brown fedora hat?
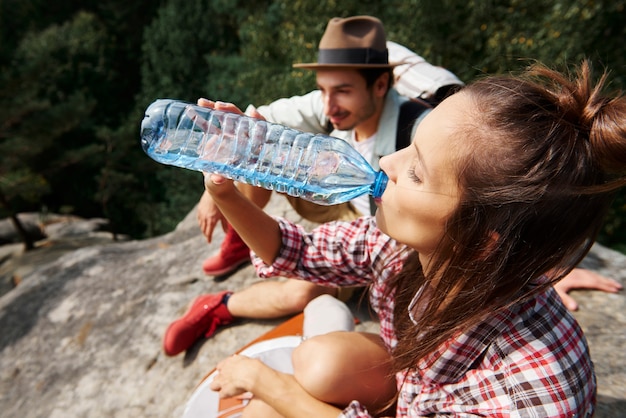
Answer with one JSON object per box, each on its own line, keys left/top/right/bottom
{"left": 293, "top": 16, "right": 400, "bottom": 69}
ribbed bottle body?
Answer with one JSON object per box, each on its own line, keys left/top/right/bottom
{"left": 141, "top": 99, "right": 387, "bottom": 205}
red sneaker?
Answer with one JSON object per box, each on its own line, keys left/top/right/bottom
{"left": 163, "top": 291, "right": 234, "bottom": 356}
{"left": 202, "top": 224, "right": 250, "bottom": 276}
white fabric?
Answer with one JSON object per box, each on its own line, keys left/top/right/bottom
{"left": 350, "top": 132, "right": 377, "bottom": 216}
{"left": 303, "top": 294, "right": 355, "bottom": 338}
{"left": 388, "top": 40, "right": 464, "bottom": 100}
{"left": 183, "top": 336, "right": 302, "bottom": 418}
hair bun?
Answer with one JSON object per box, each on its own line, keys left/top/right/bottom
{"left": 549, "top": 61, "right": 626, "bottom": 176}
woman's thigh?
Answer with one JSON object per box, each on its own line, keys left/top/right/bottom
{"left": 292, "top": 331, "right": 396, "bottom": 412}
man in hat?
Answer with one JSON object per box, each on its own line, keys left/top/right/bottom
{"left": 162, "top": 16, "right": 622, "bottom": 356}
{"left": 162, "top": 16, "right": 438, "bottom": 356}
{"left": 199, "top": 17, "right": 437, "bottom": 278}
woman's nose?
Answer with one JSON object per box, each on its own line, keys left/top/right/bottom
{"left": 380, "top": 144, "right": 412, "bottom": 182}
{"left": 378, "top": 153, "right": 396, "bottom": 182}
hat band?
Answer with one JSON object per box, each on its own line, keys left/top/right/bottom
{"left": 317, "top": 48, "right": 389, "bottom": 65}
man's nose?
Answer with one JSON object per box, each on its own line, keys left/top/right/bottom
{"left": 323, "top": 95, "right": 337, "bottom": 115}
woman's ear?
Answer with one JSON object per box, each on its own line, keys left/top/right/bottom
{"left": 480, "top": 231, "right": 501, "bottom": 260}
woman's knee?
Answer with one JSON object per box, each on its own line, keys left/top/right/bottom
{"left": 292, "top": 332, "right": 396, "bottom": 409}
{"left": 292, "top": 334, "right": 341, "bottom": 388}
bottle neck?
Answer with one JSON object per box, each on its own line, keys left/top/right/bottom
{"left": 370, "top": 171, "right": 388, "bottom": 198}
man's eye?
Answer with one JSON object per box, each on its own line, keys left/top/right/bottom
{"left": 408, "top": 167, "right": 422, "bottom": 183}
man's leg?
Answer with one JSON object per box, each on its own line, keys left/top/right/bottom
{"left": 202, "top": 184, "right": 272, "bottom": 276}
{"left": 227, "top": 279, "right": 336, "bottom": 318}
{"left": 163, "top": 280, "right": 336, "bottom": 356}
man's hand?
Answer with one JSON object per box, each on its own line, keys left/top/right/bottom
{"left": 555, "top": 268, "right": 623, "bottom": 311}
{"left": 197, "top": 190, "right": 227, "bottom": 243}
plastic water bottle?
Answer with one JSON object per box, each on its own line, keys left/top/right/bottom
{"left": 140, "top": 99, "right": 388, "bottom": 205}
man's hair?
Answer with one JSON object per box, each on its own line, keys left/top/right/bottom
{"left": 357, "top": 68, "right": 394, "bottom": 93}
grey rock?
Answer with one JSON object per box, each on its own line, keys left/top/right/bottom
{"left": 0, "top": 215, "right": 127, "bottom": 300}
{"left": 0, "top": 194, "right": 624, "bottom": 417}
{"left": 44, "top": 217, "right": 111, "bottom": 239}
{"left": 0, "top": 213, "right": 46, "bottom": 244}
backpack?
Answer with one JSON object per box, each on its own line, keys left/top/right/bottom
{"left": 395, "top": 98, "right": 431, "bottom": 150}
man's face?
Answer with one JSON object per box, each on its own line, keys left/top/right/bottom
{"left": 316, "top": 69, "right": 379, "bottom": 132}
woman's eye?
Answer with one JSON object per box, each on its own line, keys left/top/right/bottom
{"left": 408, "top": 167, "right": 422, "bottom": 183}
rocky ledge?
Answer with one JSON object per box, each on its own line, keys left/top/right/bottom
{"left": 0, "top": 195, "right": 624, "bottom": 417}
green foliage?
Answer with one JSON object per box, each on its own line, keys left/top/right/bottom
{"left": 598, "top": 191, "right": 626, "bottom": 253}
{"left": 2, "top": 0, "right": 626, "bottom": 251}
{"left": 0, "top": 1, "right": 160, "bottom": 240}
{"left": 135, "top": 0, "right": 251, "bottom": 235}
{"left": 139, "top": 0, "right": 243, "bottom": 104}
{"left": 0, "top": 11, "right": 105, "bottom": 217}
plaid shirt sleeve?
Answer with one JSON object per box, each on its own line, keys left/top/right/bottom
{"left": 252, "top": 216, "right": 400, "bottom": 288}
{"left": 255, "top": 218, "right": 596, "bottom": 417}
{"left": 339, "top": 400, "right": 375, "bottom": 418}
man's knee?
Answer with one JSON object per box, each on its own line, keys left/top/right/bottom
{"left": 285, "top": 196, "right": 361, "bottom": 223}
{"left": 277, "top": 281, "right": 335, "bottom": 312}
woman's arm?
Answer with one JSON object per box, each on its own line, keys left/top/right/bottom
{"left": 210, "top": 354, "right": 343, "bottom": 418}
{"left": 204, "top": 172, "right": 281, "bottom": 265}
{"left": 199, "top": 99, "right": 283, "bottom": 265}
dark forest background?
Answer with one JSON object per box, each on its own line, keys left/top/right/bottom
{"left": 1, "top": 0, "right": 626, "bottom": 252}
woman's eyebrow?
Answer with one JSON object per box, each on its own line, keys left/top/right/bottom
{"left": 413, "top": 141, "right": 428, "bottom": 177}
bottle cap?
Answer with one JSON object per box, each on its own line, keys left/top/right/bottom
{"left": 371, "top": 171, "right": 388, "bottom": 198}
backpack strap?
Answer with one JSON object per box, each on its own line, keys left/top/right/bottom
{"left": 324, "top": 119, "right": 334, "bottom": 134}
{"left": 396, "top": 98, "right": 432, "bottom": 150}
{"left": 323, "top": 98, "right": 431, "bottom": 215}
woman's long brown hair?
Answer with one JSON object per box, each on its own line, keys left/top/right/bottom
{"left": 386, "top": 60, "right": 626, "bottom": 373}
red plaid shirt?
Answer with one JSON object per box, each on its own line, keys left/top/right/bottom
{"left": 252, "top": 217, "right": 596, "bottom": 417}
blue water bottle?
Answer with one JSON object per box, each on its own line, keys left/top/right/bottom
{"left": 140, "top": 99, "right": 387, "bottom": 205}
